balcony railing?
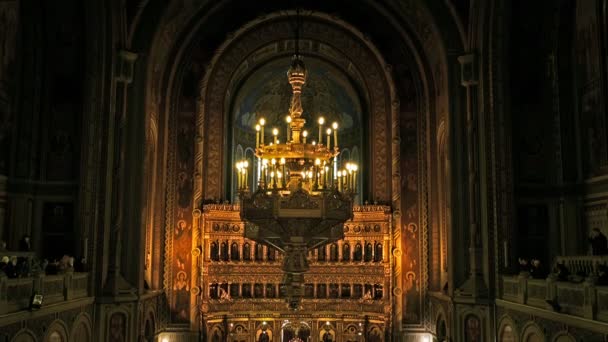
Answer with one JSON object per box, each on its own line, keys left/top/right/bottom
{"left": 0, "top": 271, "right": 90, "bottom": 315}
{"left": 499, "top": 255, "right": 608, "bottom": 323}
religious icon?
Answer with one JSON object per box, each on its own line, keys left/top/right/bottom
{"left": 173, "top": 271, "right": 190, "bottom": 320}
{"left": 465, "top": 315, "right": 481, "bottom": 342}
{"left": 109, "top": 313, "right": 126, "bottom": 342}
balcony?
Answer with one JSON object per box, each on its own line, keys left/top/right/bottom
{"left": 0, "top": 271, "right": 90, "bottom": 315}
{"left": 499, "top": 255, "right": 608, "bottom": 323}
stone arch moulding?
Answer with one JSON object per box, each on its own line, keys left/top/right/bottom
{"left": 520, "top": 322, "right": 545, "bottom": 342}
{"left": 497, "top": 315, "right": 519, "bottom": 342}
{"left": 43, "top": 319, "right": 69, "bottom": 342}
{"left": 433, "top": 304, "right": 449, "bottom": 338}
{"left": 10, "top": 329, "right": 37, "bottom": 342}
{"left": 70, "top": 313, "right": 93, "bottom": 342}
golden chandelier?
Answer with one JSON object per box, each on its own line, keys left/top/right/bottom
{"left": 235, "top": 41, "right": 358, "bottom": 311}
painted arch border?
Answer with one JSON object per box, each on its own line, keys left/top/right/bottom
{"left": 195, "top": 11, "right": 400, "bottom": 203}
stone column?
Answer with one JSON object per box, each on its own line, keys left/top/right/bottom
{"left": 102, "top": 50, "right": 138, "bottom": 298}
{"left": 456, "top": 53, "right": 488, "bottom": 298}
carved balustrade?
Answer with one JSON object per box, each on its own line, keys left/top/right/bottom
{"left": 499, "top": 273, "right": 608, "bottom": 322}
{"left": 0, "top": 272, "right": 89, "bottom": 314}
{"left": 554, "top": 255, "right": 608, "bottom": 277}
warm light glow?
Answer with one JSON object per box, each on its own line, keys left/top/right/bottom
{"left": 255, "top": 124, "right": 261, "bottom": 131}
{"left": 318, "top": 117, "right": 325, "bottom": 125}
{"left": 286, "top": 115, "right": 292, "bottom": 123}
{"left": 259, "top": 118, "right": 266, "bottom": 126}
{"left": 302, "top": 130, "right": 308, "bottom": 137}
{"left": 280, "top": 157, "right": 286, "bottom": 165}
{"left": 422, "top": 336, "right": 430, "bottom": 342}
{"left": 272, "top": 128, "right": 279, "bottom": 136}
{"left": 162, "top": 339, "right": 169, "bottom": 342}
{"left": 332, "top": 122, "right": 338, "bottom": 130}
{"left": 326, "top": 128, "right": 332, "bottom": 135}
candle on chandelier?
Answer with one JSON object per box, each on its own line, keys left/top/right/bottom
{"left": 314, "top": 158, "right": 321, "bottom": 188}
{"left": 280, "top": 158, "right": 286, "bottom": 188}
{"left": 259, "top": 118, "right": 266, "bottom": 146}
{"left": 337, "top": 170, "right": 342, "bottom": 191}
{"left": 352, "top": 164, "right": 358, "bottom": 192}
{"left": 272, "top": 128, "right": 279, "bottom": 144}
{"left": 332, "top": 122, "right": 338, "bottom": 148}
{"left": 255, "top": 124, "right": 261, "bottom": 148}
{"left": 302, "top": 130, "right": 308, "bottom": 144}
{"left": 286, "top": 115, "right": 292, "bottom": 143}
{"left": 243, "top": 160, "right": 249, "bottom": 189}
{"left": 326, "top": 128, "right": 332, "bottom": 149}
{"left": 318, "top": 117, "right": 325, "bottom": 144}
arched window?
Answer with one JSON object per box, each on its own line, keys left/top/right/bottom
{"left": 329, "top": 284, "right": 339, "bottom": 298}
{"left": 242, "top": 283, "right": 251, "bottom": 297}
{"left": 373, "top": 284, "right": 383, "bottom": 299}
{"left": 330, "top": 243, "right": 338, "bottom": 262}
{"left": 210, "top": 242, "right": 219, "bottom": 261}
{"left": 243, "top": 243, "right": 251, "bottom": 261}
{"left": 318, "top": 246, "right": 326, "bottom": 262}
{"left": 305, "top": 283, "right": 314, "bottom": 298}
{"left": 374, "top": 243, "right": 382, "bottom": 262}
{"left": 317, "top": 283, "right": 327, "bottom": 298}
{"left": 364, "top": 243, "right": 373, "bottom": 262}
{"left": 342, "top": 243, "right": 350, "bottom": 261}
{"left": 354, "top": 243, "right": 362, "bottom": 261}
{"left": 230, "top": 242, "right": 240, "bottom": 261}
{"left": 220, "top": 242, "right": 228, "bottom": 261}
{"left": 255, "top": 243, "right": 263, "bottom": 261}
{"left": 254, "top": 283, "right": 263, "bottom": 298}
{"left": 229, "top": 283, "right": 239, "bottom": 297}
{"left": 266, "top": 283, "right": 275, "bottom": 298}
{"left": 341, "top": 284, "right": 351, "bottom": 298}
{"left": 209, "top": 283, "right": 218, "bottom": 299}
{"left": 353, "top": 284, "right": 363, "bottom": 298}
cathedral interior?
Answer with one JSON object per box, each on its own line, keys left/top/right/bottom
{"left": 1, "top": 0, "right": 608, "bottom": 341}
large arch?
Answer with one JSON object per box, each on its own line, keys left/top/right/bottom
{"left": 134, "top": 0, "right": 464, "bottom": 335}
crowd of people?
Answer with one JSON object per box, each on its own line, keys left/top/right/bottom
{"left": 0, "top": 235, "right": 86, "bottom": 279}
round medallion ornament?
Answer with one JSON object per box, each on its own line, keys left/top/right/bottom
{"left": 393, "top": 287, "right": 402, "bottom": 296}
{"left": 213, "top": 223, "right": 220, "bottom": 231}
{"left": 364, "top": 225, "right": 371, "bottom": 232}
{"left": 191, "top": 247, "right": 201, "bottom": 257}
{"left": 374, "top": 224, "right": 381, "bottom": 232}
{"left": 354, "top": 225, "right": 361, "bottom": 233}
{"left": 392, "top": 248, "right": 401, "bottom": 257}
{"left": 222, "top": 223, "right": 230, "bottom": 231}
{"left": 191, "top": 286, "right": 201, "bottom": 295}
{"left": 232, "top": 225, "right": 240, "bottom": 232}
{"left": 193, "top": 209, "right": 202, "bottom": 218}
{"left": 343, "top": 225, "right": 349, "bottom": 233}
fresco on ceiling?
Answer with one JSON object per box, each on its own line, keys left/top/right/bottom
{"left": 232, "top": 57, "right": 363, "bottom": 150}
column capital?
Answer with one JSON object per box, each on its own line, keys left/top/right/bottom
{"left": 116, "top": 50, "right": 138, "bottom": 84}
{"left": 457, "top": 53, "right": 478, "bottom": 87}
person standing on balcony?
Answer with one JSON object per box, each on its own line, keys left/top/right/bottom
{"left": 589, "top": 228, "right": 608, "bottom": 256}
